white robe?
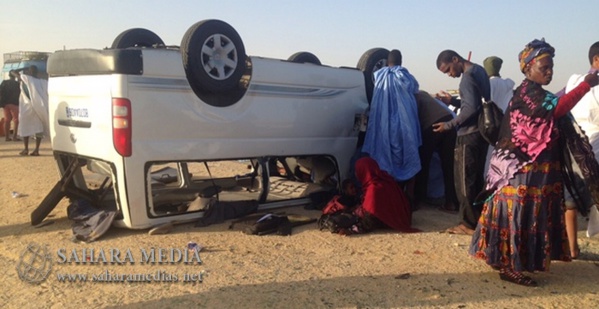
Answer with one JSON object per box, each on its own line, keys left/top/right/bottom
{"left": 484, "top": 76, "right": 515, "bottom": 175}
{"left": 567, "top": 73, "right": 599, "bottom": 156}
{"left": 18, "top": 75, "right": 49, "bottom": 138}
{"left": 489, "top": 76, "right": 515, "bottom": 112}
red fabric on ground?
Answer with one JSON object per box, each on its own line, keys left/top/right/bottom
{"left": 355, "top": 157, "right": 420, "bottom": 233}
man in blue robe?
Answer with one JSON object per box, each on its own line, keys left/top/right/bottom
{"left": 362, "top": 49, "right": 421, "bottom": 201}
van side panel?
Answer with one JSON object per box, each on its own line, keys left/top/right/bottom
{"left": 126, "top": 55, "right": 366, "bottom": 172}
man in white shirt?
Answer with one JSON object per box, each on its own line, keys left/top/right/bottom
{"left": 483, "top": 56, "right": 514, "bottom": 112}
{"left": 483, "top": 56, "right": 515, "bottom": 174}
{"left": 568, "top": 43, "right": 599, "bottom": 151}
{"left": 564, "top": 41, "right": 599, "bottom": 259}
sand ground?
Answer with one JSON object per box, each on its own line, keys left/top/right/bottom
{"left": 1, "top": 139, "right": 599, "bottom": 309}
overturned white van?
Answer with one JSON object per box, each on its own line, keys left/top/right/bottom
{"left": 36, "top": 19, "right": 389, "bottom": 229}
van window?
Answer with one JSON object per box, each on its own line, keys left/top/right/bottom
{"left": 145, "top": 155, "right": 338, "bottom": 218}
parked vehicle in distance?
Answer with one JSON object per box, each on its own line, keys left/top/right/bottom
{"left": 2, "top": 51, "right": 52, "bottom": 80}
{"left": 39, "top": 19, "right": 390, "bottom": 230}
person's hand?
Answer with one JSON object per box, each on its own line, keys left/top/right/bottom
{"left": 435, "top": 90, "right": 452, "bottom": 105}
{"left": 432, "top": 122, "right": 446, "bottom": 133}
{"left": 584, "top": 71, "right": 599, "bottom": 87}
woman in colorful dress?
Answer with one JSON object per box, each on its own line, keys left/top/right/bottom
{"left": 469, "top": 39, "right": 599, "bottom": 286}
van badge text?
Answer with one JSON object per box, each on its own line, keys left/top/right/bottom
{"left": 65, "top": 107, "right": 89, "bottom": 118}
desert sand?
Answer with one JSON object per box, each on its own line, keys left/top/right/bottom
{"left": 1, "top": 138, "right": 599, "bottom": 309}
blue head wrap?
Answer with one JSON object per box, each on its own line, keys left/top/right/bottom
{"left": 518, "top": 38, "right": 555, "bottom": 72}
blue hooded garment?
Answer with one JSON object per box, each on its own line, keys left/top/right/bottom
{"left": 362, "top": 66, "right": 422, "bottom": 181}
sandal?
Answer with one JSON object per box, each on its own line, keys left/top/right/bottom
{"left": 19, "top": 150, "right": 28, "bottom": 156}
{"left": 499, "top": 269, "right": 537, "bottom": 287}
{"left": 5, "top": 137, "right": 12, "bottom": 141}
{"left": 29, "top": 151, "right": 39, "bottom": 156}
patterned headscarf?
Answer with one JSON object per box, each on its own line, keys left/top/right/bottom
{"left": 518, "top": 38, "right": 555, "bottom": 72}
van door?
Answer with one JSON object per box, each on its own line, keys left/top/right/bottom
{"left": 49, "top": 74, "right": 125, "bottom": 160}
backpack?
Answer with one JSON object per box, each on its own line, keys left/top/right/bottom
{"left": 478, "top": 100, "right": 504, "bottom": 145}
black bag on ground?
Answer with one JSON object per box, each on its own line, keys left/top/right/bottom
{"left": 478, "top": 100, "right": 503, "bottom": 145}
{"left": 318, "top": 212, "right": 359, "bottom": 233}
{"left": 195, "top": 200, "right": 259, "bottom": 227}
{"left": 242, "top": 214, "right": 292, "bottom": 236}
{"left": 230, "top": 213, "right": 316, "bottom": 236}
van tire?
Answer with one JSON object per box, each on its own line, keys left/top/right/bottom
{"left": 111, "top": 28, "right": 165, "bottom": 49}
{"left": 357, "top": 48, "right": 389, "bottom": 103}
{"left": 182, "top": 20, "right": 246, "bottom": 96}
{"left": 288, "top": 52, "right": 321, "bottom": 65}
{"left": 31, "top": 181, "right": 65, "bottom": 226}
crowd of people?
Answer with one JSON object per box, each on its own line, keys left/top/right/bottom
{"left": 0, "top": 65, "right": 49, "bottom": 156}
{"left": 327, "top": 39, "right": 599, "bottom": 288}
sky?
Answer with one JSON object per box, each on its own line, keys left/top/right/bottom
{"left": 1, "top": 0, "right": 598, "bottom": 93}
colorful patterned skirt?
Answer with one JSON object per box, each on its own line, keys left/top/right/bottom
{"left": 469, "top": 150, "right": 571, "bottom": 272}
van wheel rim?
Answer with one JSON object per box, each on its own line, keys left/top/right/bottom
{"left": 201, "top": 34, "right": 238, "bottom": 80}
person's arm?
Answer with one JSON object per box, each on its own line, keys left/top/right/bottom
{"left": 554, "top": 72, "right": 599, "bottom": 118}
{"left": 443, "top": 75, "right": 479, "bottom": 130}
{"left": 554, "top": 82, "right": 590, "bottom": 118}
{"left": 435, "top": 91, "right": 461, "bottom": 108}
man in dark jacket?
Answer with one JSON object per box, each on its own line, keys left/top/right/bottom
{"left": 433, "top": 50, "right": 490, "bottom": 235}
